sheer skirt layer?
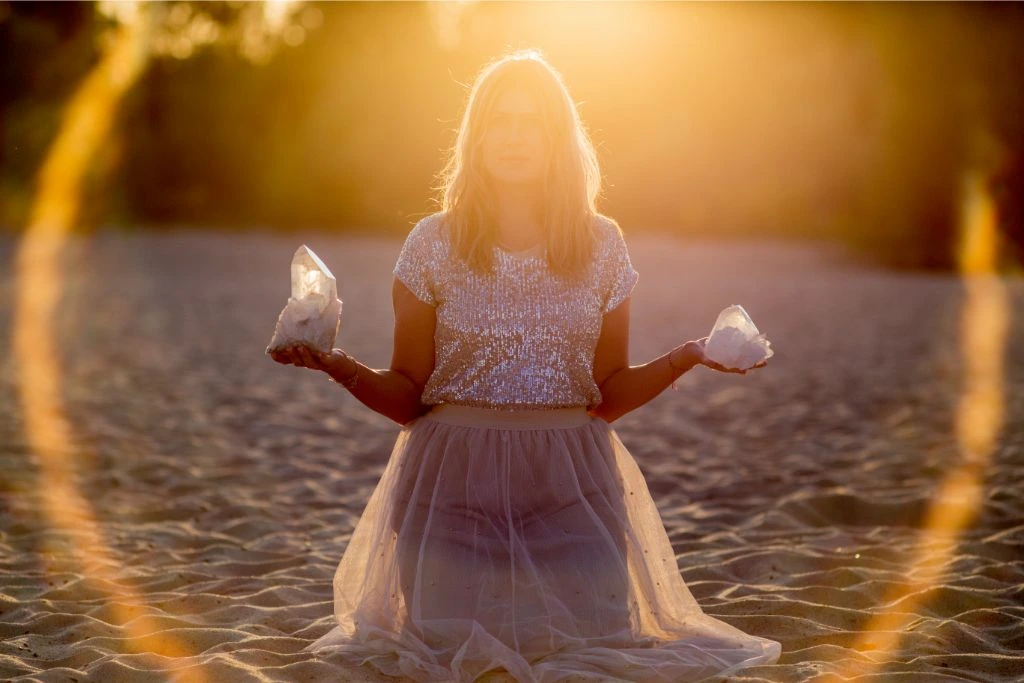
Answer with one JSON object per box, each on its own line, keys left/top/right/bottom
{"left": 305, "top": 406, "right": 780, "bottom": 682}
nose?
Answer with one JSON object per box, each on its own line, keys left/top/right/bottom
{"left": 497, "top": 114, "right": 540, "bottom": 140}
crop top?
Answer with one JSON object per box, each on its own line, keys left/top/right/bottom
{"left": 393, "top": 212, "right": 638, "bottom": 410}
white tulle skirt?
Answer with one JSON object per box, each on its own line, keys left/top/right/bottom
{"left": 305, "top": 405, "right": 780, "bottom": 682}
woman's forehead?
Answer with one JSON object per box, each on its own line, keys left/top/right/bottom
{"left": 492, "top": 88, "right": 541, "bottom": 115}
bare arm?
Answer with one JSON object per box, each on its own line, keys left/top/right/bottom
{"left": 268, "top": 277, "right": 436, "bottom": 425}
{"left": 588, "top": 299, "right": 749, "bottom": 423}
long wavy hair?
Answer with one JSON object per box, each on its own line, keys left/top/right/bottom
{"left": 436, "top": 49, "right": 604, "bottom": 278}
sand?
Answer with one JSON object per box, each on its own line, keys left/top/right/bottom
{"left": 0, "top": 230, "right": 1021, "bottom": 682}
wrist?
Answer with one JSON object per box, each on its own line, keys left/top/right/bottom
{"left": 669, "top": 344, "right": 698, "bottom": 374}
{"left": 327, "top": 350, "right": 359, "bottom": 388}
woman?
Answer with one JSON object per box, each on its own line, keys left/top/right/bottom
{"left": 270, "top": 49, "right": 780, "bottom": 682}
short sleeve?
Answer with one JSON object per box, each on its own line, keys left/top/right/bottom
{"left": 600, "top": 221, "right": 639, "bottom": 314}
{"left": 394, "top": 215, "right": 438, "bottom": 305}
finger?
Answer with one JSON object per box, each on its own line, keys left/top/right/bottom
{"left": 709, "top": 362, "right": 741, "bottom": 374}
{"left": 301, "top": 346, "right": 323, "bottom": 370}
{"left": 307, "top": 348, "right": 325, "bottom": 371}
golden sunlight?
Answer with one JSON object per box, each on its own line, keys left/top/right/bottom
{"left": 13, "top": 4, "right": 209, "bottom": 679}
{"left": 263, "top": 0, "right": 298, "bottom": 34}
{"left": 425, "top": 0, "right": 476, "bottom": 51}
{"left": 832, "top": 168, "right": 1009, "bottom": 679}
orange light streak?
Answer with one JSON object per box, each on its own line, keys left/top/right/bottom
{"left": 826, "top": 169, "right": 1008, "bottom": 679}
{"left": 13, "top": 4, "right": 209, "bottom": 679}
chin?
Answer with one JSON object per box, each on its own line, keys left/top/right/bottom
{"left": 489, "top": 171, "right": 544, "bottom": 186}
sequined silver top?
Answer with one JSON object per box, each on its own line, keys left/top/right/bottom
{"left": 394, "top": 212, "right": 638, "bottom": 410}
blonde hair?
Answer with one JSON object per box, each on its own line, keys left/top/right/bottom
{"left": 436, "top": 49, "right": 604, "bottom": 278}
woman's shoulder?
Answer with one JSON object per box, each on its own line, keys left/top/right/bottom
{"left": 408, "top": 211, "right": 447, "bottom": 240}
{"left": 394, "top": 212, "right": 451, "bottom": 302}
{"left": 591, "top": 212, "right": 621, "bottom": 234}
{"left": 402, "top": 211, "right": 452, "bottom": 256}
{"left": 590, "top": 213, "right": 638, "bottom": 309}
{"left": 590, "top": 213, "right": 628, "bottom": 253}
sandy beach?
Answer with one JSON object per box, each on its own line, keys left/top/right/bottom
{"left": 1, "top": 230, "right": 1022, "bottom": 682}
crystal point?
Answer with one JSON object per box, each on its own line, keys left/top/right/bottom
{"left": 267, "top": 245, "right": 342, "bottom": 353}
{"left": 291, "top": 245, "right": 337, "bottom": 315}
{"left": 704, "top": 305, "right": 773, "bottom": 370}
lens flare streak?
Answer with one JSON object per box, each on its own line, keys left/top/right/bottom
{"left": 14, "top": 5, "right": 209, "bottom": 679}
{"left": 830, "top": 169, "right": 1007, "bottom": 678}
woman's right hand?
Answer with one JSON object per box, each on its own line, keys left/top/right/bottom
{"left": 267, "top": 343, "right": 306, "bottom": 367}
{"left": 678, "top": 337, "right": 762, "bottom": 375}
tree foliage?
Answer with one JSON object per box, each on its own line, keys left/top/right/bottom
{"left": 1, "top": 1, "right": 1022, "bottom": 269}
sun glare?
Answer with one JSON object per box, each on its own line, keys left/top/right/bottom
{"left": 426, "top": 0, "right": 476, "bottom": 51}
{"left": 264, "top": 0, "right": 297, "bottom": 34}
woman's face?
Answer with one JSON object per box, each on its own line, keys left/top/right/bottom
{"left": 479, "top": 88, "right": 550, "bottom": 189}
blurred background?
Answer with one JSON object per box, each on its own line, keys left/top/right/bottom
{"left": 2, "top": 0, "right": 1023, "bottom": 269}
{"left": 2, "top": 7, "right": 1022, "bottom": 679}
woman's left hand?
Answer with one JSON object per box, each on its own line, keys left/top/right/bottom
{"left": 270, "top": 342, "right": 349, "bottom": 375}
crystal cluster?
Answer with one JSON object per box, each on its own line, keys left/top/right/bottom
{"left": 704, "top": 305, "right": 773, "bottom": 370}
{"left": 267, "top": 245, "right": 342, "bottom": 353}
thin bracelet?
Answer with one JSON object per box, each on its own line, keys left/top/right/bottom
{"left": 328, "top": 352, "right": 359, "bottom": 389}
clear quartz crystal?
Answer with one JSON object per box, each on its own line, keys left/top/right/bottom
{"left": 267, "top": 245, "right": 342, "bottom": 353}
{"left": 292, "top": 246, "right": 336, "bottom": 313}
{"left": 704, "top": 305, "right": 773, "bottom": 370}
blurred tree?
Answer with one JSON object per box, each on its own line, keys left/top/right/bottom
{"left": 977, "top": 4, "right": 1024, "bottom": 265}
{"left": 1, "top": 1, "right": 1022, "bottom": 268}
{"left": 0, "top": 1, "right": 98, "bottom": 228}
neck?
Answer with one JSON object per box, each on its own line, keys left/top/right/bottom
{"left": 493, "top": 185, "right": 544, "bottom": 247}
